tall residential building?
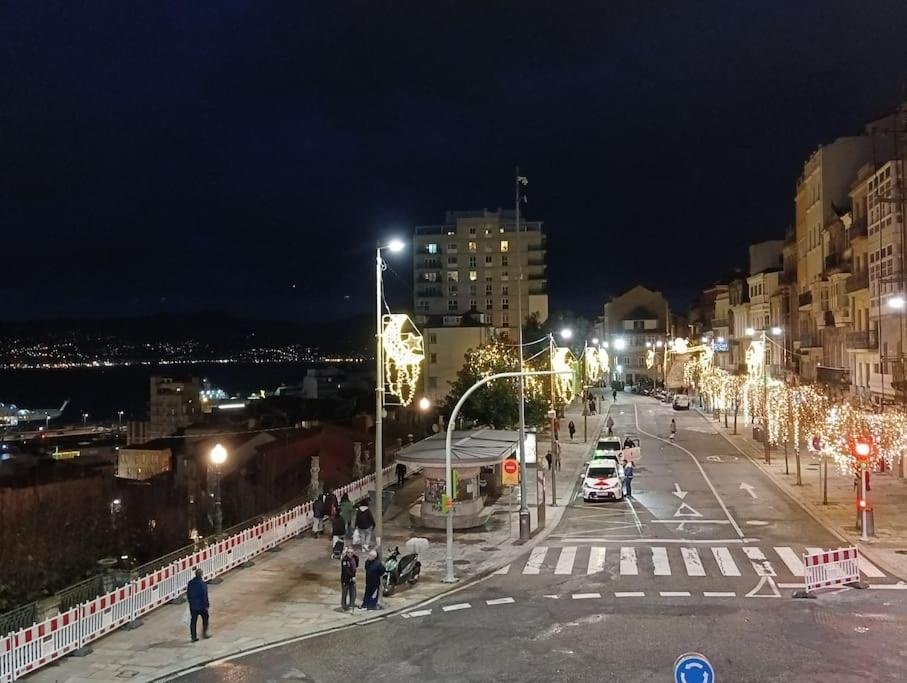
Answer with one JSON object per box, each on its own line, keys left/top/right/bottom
{"left": 795, "top": 135, "right": 878, "bottom": 382}
{"left": 601, "top": 285, "right": 671, "bottom": 387}
{"left": 413, "top": 209, "right": 549, "bottom": 338}
{"left": 127, "top": 376, "right": 202, "bottom": 445}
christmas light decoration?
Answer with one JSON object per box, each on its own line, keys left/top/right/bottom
{"left": 646, "top": 348, "right": 655, "bottom": 370}
{"left": 745, "top": 339, "right": 764, "bottom": 380}
{"left": 382, "top": 314, "right": 424, "bottom": 406}
{"left": 551, "top": 346, "right": 577, "bottom": 404}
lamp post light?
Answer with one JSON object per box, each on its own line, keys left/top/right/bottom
{"left": 117, "top": 410, "right": 124, "bottom": 432}
{"left": 374, "top": 237, "right": 405, "bottom": 553}
{"left": 82, "top": 412, "right": 89, "bottom": 427}
{"left": 209, "top": 443, "right": 227, "bottom": 537}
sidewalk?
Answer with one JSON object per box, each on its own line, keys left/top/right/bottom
{"left": 698, "top": 408, "right": 907, "bottom": 581}
{"left": 26, "top": 403, "right": 606, "bottom": 683}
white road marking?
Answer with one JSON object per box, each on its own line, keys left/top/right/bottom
{"left": 572, "top": 593, "right": 601, "bottom": 600}
{"left": 652, "top": 519, "right": 728, "bottom": 524}
{"left": 620, "top": 547, "right": 638, "bottom": 575}
{"left": 587, "top": 547, "right": 606, "bottom": 575}
{"left": 777, "top": 583, "right": 805, "bottom": 589}
{"left": 555, "top": 546, "right": 577, "bottom": 575}
{"left": 774, "top": 547, "right": 805, "bottom": 577}
{"left": 442, "top": 603, "right": 471, "bottom": 612}
{"left": 625, "top": 496, "right": 643, "bottom": 534}
{"left": 672, "top": 482, "right": 688, "bottom": 500}
{"left": 712, "top": 547, "right": 741, "bottom": 577}
{"left": 558, "top": 538, "right": 750, "bottom": 544}
{"left": 746, "top": 575, "right": 781, "bottom": 598}
{"left": 672, "top": 502, "right": 704, "bottom": 518}
{"left": 403, "top": 609, "right": 432, "bottom": 618}
{"left": 615, "top": 591, "right": 645, "bottom": 598}
{"left": 660, "top": 591, "right": 691, "bottom": 597}
{"left": 743, "top": 546, "right": 776, "bottom": 576}
{"left": 869, "top": 583, "right": 907, "bottom": 590}
{"left": 739, "top": 482, "right": 757, "bottom": 498}
{"left": 523, "top": 546, "right": 547, "bottom": 574}
{"left": 633, "top": 404, "right": 744, "bottom": 538}
{"left": 652, "top": 547, "right": 671, "bottom": 576}
{"left": 492, "top": 564, "right": 511, "bottom": 575}
{"left": 486, "top": 597, "right": 515, "bottom": 605}
{"left": 703, "top": 591, "right": 737, "bottom": 597}
{"left": 681, "top": 547, "right": 705, "bottom": 576}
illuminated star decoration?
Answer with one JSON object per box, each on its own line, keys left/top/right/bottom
{"left": 382, "top": 314, "right": 424, "bottom": 406}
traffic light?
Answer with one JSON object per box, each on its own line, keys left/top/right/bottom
{"left": 850, "top": 437, "right": 874, "bottom": 462}
{"left": 858, "top": 497, "right": 868, "bottom": 510}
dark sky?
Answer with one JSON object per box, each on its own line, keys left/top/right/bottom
{"left": 2, "top": 1, "right": 906, "bottom": 323}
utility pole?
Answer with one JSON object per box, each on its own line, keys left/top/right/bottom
{"left": 515, "top": 168, "right": 530, "bottom": 541}
{"left": 762, "top": 329, "right": 770, "bottom": 464}
{"left": 548, "top": 334, "right": 558, "bottom": 507}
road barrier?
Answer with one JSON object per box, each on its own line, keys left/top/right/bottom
{"left": 803, "top": 547, "right": 861, "bottom": 592}
{"left": 0, "top": 463, "right": 409, "bottom": 681}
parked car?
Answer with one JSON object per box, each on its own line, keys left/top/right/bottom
{"left": 673, "top": 395, "right": 691, "bottom": 410}
{"left": 581, "top": 461, "right": 624, "bottom": 502}
{"left": 594, "top": 435, "right": 623, "bottom": 456}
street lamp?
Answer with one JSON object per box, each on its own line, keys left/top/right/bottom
{"left": 889, "top": 295, "right": 906, "bottom": 310}
{"left": 375, "top": 237, "right": 406, "bottom": 553}
{"left": 559, "top": 328, "right": 573, "bottom": 340}
{"left": 418, "top": 396, "right": 431, "bottom": 411}
{"left": 117, "top": 410, "right": 124, "bottom": 432}
{"left": 591, "top": 337, "right": 599, "bottom": 345}
{"left": 82, "top": 413, "right": 89, "bottom": 427}
{"left": 209, "top": 443, "right": 227, "bottom": 536}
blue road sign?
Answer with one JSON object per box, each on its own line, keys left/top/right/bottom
{"left": 674, "top": 652, "right": 715, "bottom": 683}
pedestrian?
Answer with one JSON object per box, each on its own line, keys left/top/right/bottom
{"left": 554, "top": 439, "right": 562, "bottom": 471}
{"left": 312, "top": 494, "right": 325, "bottom": 537}
{"left": 606, "top": 415, "right": 615, "bottom": 436}
{"left": 340, "top": 547, "right": 359, "bottom": 611}
{"left": 361, "top": 550, "right": 385, "bottom": 610}
{"left": 330, "top": 511, "right": 346, "bottom": 554}
{"left": 339, "top": 492, "right": 355, "bottom": 538}
{"left": 623, "top": 460, "right": 634, "bottom": 498}
{"left": 186, "top": 568, "right": 210, "bottom": 642}
{"left": 589, "top": 398, "right": 596, "bottom": 415}
{"left": 322, "top": 488, "right": 338, "bottom": 518}
{"left": 670, "top": 418, "right": 677, "bottom": 441}
{"left": 612, "top": 389, "right": 618, "bottom": 402}
{"left": 395, "top": 461, "right": 407, "bottom": 488}
{"left": 355, "top": 501, "right": 376, "bottom": 550}
{"left": 568, "top": 420, "right": 576, "bottom": 440}
{"left": 545, "top": 451, "right": 553, "bottom": 470}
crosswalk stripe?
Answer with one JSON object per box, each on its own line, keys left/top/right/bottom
{"left": 620, "top": 547, "right": 638, "bottom": 575}
{"left": 403, "top": 609, "right": 432, "bottom": 618}
{"left": 712, "top": 547, "right": 740, "bottom": 577}
{"left": 486, "top": 597, "right": 515, "bottom": 605}
{"left": 442, "top": 603, "right": 471, "bottom": 612}
{"left": 743, "top": 546, "right": 775, "bottom": 577}
{"left": 652, "top": 547, "right": 671, "bottom": 576}
{"left": 774, "top": 547, "right": 804, "bottom": 577}
{"left": 572, "top": 593, "right": 601, "bottom": 599}
{"left": 523, "top": 547, "right": 547, "bottom": 575}
{"left": 587, "top": 547, "right": 606, "bottom": 575}
{"left": 555, "top": 546, "right": 577, "bottom": 574}
{"left": 681, "top": 547, "right": 705, "bottom": 576}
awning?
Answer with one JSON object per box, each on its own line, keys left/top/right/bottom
{"left": 395, "top": 429, "right": 520, "bottom": 469}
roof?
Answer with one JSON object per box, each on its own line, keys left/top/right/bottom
{"left": 394, "top": 429, "right": 520, "bottom": 468}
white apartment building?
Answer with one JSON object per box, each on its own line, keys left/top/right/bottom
{"left": 413, "top": 209, "right": 549, "bottom": 338}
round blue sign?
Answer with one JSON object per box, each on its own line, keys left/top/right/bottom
{"left": 674, "top": 652, "right": 715, "bottom": 683}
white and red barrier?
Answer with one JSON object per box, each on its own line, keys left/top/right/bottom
{"left": 1, "top": 463, "right": 415, "bottom": 680}
{"left": 804, "top": 546, "right": 861, "bottom": 592}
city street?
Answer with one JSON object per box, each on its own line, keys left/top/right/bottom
{"left": 173, "top": 395, "right": 907, "bottom": 682}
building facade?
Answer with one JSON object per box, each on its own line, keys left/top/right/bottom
{"left": 601, "top": 285, "right": 672, "bottom": 386}
{"left": 413, "top": 209, "right": 549, "bottom": 339}
{"left": 423, "top": 320, "right": 500, "bottom": 404}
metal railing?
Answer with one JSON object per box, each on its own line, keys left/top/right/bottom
{"left": 0, "top": 604, "right": 36, "bottom": 638}
{"left": 846, "top": 270, "right": 869, "bottom": 293}
{"left": 799, "top": 291, "right": 813, "bottom": 307}
{"left": 846, "top": 329, "right": 879, "bottom": 349}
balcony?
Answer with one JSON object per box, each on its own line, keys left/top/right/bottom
{"left": 817, "top": 365, "right": 850, "bottom": 386}
{"left": 416, "top": 258, "right": 442, "bottom": 270}
{"left": 845, "top": 270, "right": 869, "bottom": 293}
{"left": 798, "top": 291, "right": 813, "bottom": 308}
{"left": 846, "top": 329, "right": 879, "bottom": 350}
{"left": 824, "top": 253, "right": 849, "bottom": 275}
{"left": 711, "top": 317, "right": 728, "bottom": 329}
{"left": 416, "top": 287, "right": 443, "bottom": 298}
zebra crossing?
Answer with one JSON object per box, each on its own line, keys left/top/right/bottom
{"left": 491, "top": 544, "right": 888, "bottom": 580}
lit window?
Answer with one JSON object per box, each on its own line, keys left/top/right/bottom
{"left": 427, "top": 243, "right": 438, "bottom": 254}
{"left": 468, "top": 241, "right": 477, "bottom": 252}
{"left": 447, "top": 271, "right": 459, "bottom": 282}
{"left": 469, "top": 271, "right": 477, "bottom": 281}
{"left": 500, "top": 240, "right": 509, "bottom": 252}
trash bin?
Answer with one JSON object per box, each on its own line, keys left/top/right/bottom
{"left": 752, "top": 426, "right": 764, "bottom": 443}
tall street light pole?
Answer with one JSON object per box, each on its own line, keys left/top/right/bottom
{"left": 209, "top": 443, "right": 227, "bottom": 537}
{"left": 375, "top": 238, "right": 405, "bottom": 554}
{"left": 515, "top": 168, "right": 531, "bottom": 542}
{"left": 443, "top": 369, "right": 570, "bottom": 582}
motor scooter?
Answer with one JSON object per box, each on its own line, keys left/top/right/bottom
{"left": 382, "top": 545, "right": 421, "bottom": 596}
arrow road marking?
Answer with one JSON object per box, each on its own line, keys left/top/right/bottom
{"left": 706, "top": 455, "right": 723, "bottom": 462}
{"left": 739, "top": 482, "right": 757, "bottom": 499}
{"left": 672, "top": 483, "right": 688, "bottom": 500}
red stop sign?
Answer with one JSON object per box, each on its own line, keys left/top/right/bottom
{"left": 503, "top": 460, "right": 518, "bottom": 475}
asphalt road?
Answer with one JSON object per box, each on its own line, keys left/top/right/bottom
{"left": 174, "top": 395, "right": 907, "bottom": 683}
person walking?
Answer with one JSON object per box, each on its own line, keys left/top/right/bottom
{"left": 355, "top": 501, "right": 376, "bottom": 550}
{"left": 395, "top": 461, "right": 407, "bottom": 488}
{"left": 339, "top": 492, "right": 355, "bottom": 538}
{"left": 322, "top": 488, "right": 338, "bottom": 518}
{"left": 623, "top": 460, "right": 634, "bottom": 498}
{"left": 670, "top": 418, "right": 677, "bottom": 441}
{"left": 544, "top": 451, "right": 553, "bottom": 470}
{"left": 186, "top": 568, "right": 210, "bottom": 642}
{"left": 568, "top": 420, "right": 576, "bottom": 440}
{"left": 606, "top": 415, "right": 615, "bottom": 436}
{"left": 340, "top": 547, "right": 359, "bottom": 612}
{"left": 612, "top": 388, "right": 618, "bottom": 402}
{"left": 312, "top": 494, "right": 325, "bottom": 538}
{"left": 330, "top": 512, "right": 346, "bottom": 555}
{"left": 361, "top": 550, "right": 385, "bottom": 610}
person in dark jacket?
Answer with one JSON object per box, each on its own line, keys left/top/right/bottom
{"left": 395, "top": 462, "right": 407, "bottom": 488}
{"left": 568, "top": 420, "right": 576, "bottom": 440}
{"left": 330, "top": 513, "right": 346, "bottom": 552}
{"left": 312, "top": 496, "right": 325, "bottom": 537}
{"left": 322, "top": 489, "right": 338, "bottom": 518}
{"left": 339, "top": 493, "right": 355, "bottom": 537}
{"left": 340, "top": 547, "right": 359, "bottom": 611}
{"left": 355, "top": 503, "right": 376, "bottom": 550}
{"left": 186, "top": 568, "right": 210, "bottom": 642}
{"left": 361, "top": 550, "right": 385, "bottom": 609}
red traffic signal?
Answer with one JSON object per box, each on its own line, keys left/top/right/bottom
{"left": 850, "top": 437, "right": 874, "bottom": 462}
{"left": 858, "top": 498, "right": 868, "bottom": 510}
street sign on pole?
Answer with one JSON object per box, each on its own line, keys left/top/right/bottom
{"left": 674, "top": 652, "right": 715, "bottom": 683}
{"left": 502, "top": 459, "right": 520, "bottom": 486}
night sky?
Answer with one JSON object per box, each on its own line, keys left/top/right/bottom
{"left": 2, "top": 2, "right": 906, "bottom": 323}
